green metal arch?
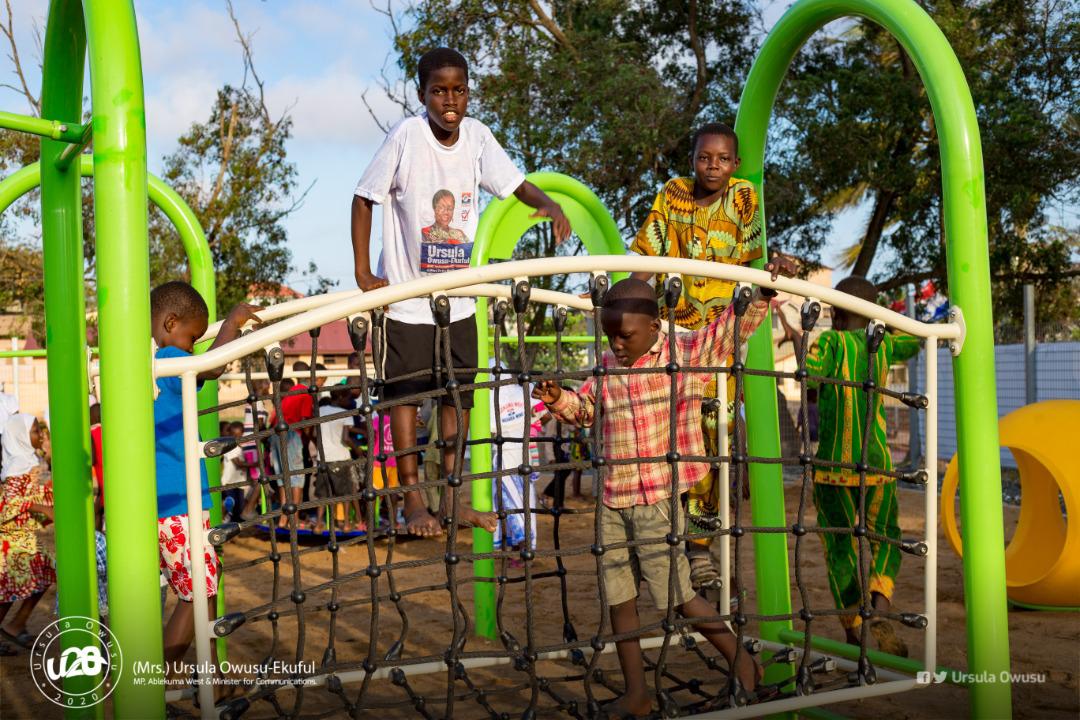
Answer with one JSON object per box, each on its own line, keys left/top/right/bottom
{"left": 472, "top": 171, "right": 625, "bottom": 264}
{"left": 0, "top": 155, "right": 215, "bottom": 298}
{"left": 733, "top": 0, "right": 1006, "bottom": 716}
{"left": 468, "top": 171, "right": 626, "bottom": 638}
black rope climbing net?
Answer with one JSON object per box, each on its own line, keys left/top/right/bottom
{"left": 197, "top": 273, "right": 933, "bottom": 719}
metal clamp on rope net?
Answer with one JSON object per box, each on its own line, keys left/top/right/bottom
{"left": 663, "top": 274, "right": 683, "bottom": 310}
{"left": 347, "top": 314, "right": 368, "bottom": 352}
{"left": 801, "top": 298, "right": 822, "bottom": 332}
{"left": 430, "top": 293, "right": 452, "bottom": 328}
{"left": 866, "top": 319, "right": 887, "bottom": 355}
{"left": 511, "top": 276, "right": 531, "bottom": 314}
{"left": 589, "top": 271, "right": 609, "bottom": 307}
{"left": 731, "top": 283, "right": 754, "bottom": 316}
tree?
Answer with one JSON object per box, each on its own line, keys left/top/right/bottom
{"left": 0, "top": 0, "right": 314, "bottom": 334}
{"left": 148, "top": 1, "right": 313, "bottom": 316}
{"left": 765, "top": 0, "right": 1079, "bottom": 324}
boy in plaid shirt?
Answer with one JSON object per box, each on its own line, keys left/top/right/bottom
{"left": 534, "top": 274, "right": 783, "bottom": 714}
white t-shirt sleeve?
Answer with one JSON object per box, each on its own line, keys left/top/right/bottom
{"left": 478, "top": 127, "right": 526, "bottom": 200}
{"left": 355, "top": 123, "right": 406, "bottom": 205}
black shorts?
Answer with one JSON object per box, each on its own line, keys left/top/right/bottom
{"left": 381, "top": 317, "right": 478, "bottom": 409}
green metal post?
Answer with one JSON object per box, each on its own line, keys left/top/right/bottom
{"left": 777, "top": 629, "right": 965, "bottom": 685}
{"left": 736, "top": 1, "right": 1008, "bottom": 715}
{"left": 469, "top": 172, "right": 627, "bottom": 637}
{"left": 81, "top": 0, "right": 165, "bottom": 715}
{"left": 469, "top": 306, "right": 497, "bottom": 639}
{"left": 0, "top": 349, "right": 51, "bottom": 358}
{"left": 39, "top": 2, "right": 98, "bottom": 717}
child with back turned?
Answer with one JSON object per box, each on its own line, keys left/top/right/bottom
{"left": 350, "top": 47, "right": 570, "bottom": 536}
{"left": 777, "top": 275, "right": 920, "bottom": 656}
{"left": 151, "top": 280, "right": 260, "bottom": 685}
{"left": 533, "top": 272, "right": 789, "bottom": 715}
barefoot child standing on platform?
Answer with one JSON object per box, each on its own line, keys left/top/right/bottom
{"left": 629, "top": 122, "right": 797, "bottom": 592}
{"left": 350, "top": 47, "right": 570, "bottom": 536}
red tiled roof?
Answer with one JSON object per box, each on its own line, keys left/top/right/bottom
{"left": 251, "top": 283, "right": 304, "bottom": 301}
{"left": 281, "top": 319, "right": 371, "bottom": 356}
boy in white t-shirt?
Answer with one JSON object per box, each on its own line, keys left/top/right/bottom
{"left": 315, "top": 386, "right": 364, "bottom": 534}
{"left": 351, "top": 47, "right": 570, "bottom": 537}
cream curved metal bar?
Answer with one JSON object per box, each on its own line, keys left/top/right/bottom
{"left": 155, "top": 255, "right": 961, "bottom": 379}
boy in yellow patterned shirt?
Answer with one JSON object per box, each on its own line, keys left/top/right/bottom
{"left": 630, "top": 122, "right": 763, "bottom": 327}
{"left": 630, "top": 123, "right": 768, "bottom": 592}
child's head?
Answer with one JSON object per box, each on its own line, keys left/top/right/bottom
{"left": 281, "top": 377, "right": 296, "bottom": 392}
{"left": 600, "top": 279, "right": 662, "bottom": 367}
{"left": 330, "top": 386, "right": 352, "bottom": 408}
{"left": 690, "top": 123, "right": 740, "bottom": 196}
{"left": 29, "top": 418, "right": 42, "bottom": 450}
{"left": 151, "top": 280, "right": 210, "bottom": 353}
{"left": 416, "top": 48, "right": 469, "bottom": 136}
{"left": 229, "top": 421, "right": 244, "bottom": 438}
{"left": 831, "top": 275, "right": 879, "bottom": 331}
{"left": 315, "top": 363, "right": 328, "bottom": 388}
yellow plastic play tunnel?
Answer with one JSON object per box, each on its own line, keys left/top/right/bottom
{"left": 941, "top": 400, "right": 1079, "bottom": 608}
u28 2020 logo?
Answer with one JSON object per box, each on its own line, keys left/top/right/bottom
{"left": 31, "top": 616, "right": 122, "bottom": 708}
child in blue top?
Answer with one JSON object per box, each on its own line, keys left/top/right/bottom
{"left": 151, "top": 280, "right": 259, "bottom": 680}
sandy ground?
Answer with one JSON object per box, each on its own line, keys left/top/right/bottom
{"left": 1, "top": 482, "right": 1077, "bottom": 719}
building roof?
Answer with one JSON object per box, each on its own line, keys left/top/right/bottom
{"left": 251, "top": 283, "right": 304, "bottom": 302}
{"left": 281, "top": 319, "right": 371, "bottom": 357}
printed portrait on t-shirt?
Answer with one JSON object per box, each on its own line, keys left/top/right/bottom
{"left": 420, "top": 189, "right": 473, "bottom": 273}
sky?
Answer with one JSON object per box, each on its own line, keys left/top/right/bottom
{"left": 2, "top": 0, "right": 870, "bottom": 292}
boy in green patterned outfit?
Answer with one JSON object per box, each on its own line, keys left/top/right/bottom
{"left": 779, "top": 276, "right": 919, "bottom": 656}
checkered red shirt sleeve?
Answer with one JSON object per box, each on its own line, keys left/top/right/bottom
{"left": 547, "top": 297, "right": 769, "bottom": 508}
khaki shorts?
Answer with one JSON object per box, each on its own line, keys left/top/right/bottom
{"left": 601, "top": 502, "right": 695, "bottom": 609}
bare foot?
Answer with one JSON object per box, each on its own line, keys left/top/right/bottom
{"left": 404, "top": 507, "right": 442, "bottom": 536}
{"left": 728, "top": 650, "right": 761, "bottom": 697}
{"left": 458, "top": 507, "right": 498, "bottom": 532}
{"left": 602, "top": 691, "right": 651, "bottom": 718}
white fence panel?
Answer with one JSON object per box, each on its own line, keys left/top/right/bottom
{"left": 918, "top": 342, "right": 1080, "bottom": 467}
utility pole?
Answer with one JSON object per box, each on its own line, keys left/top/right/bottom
{"left": 1023, "top": 284, "right": 1036, "bottom": 405}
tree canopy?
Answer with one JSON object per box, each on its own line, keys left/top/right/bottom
{"left": 767, "top": 0, "right": 1078, "bottom": 325}
{"left": 0, "top": 0, "right": 311, "bottom": 334}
